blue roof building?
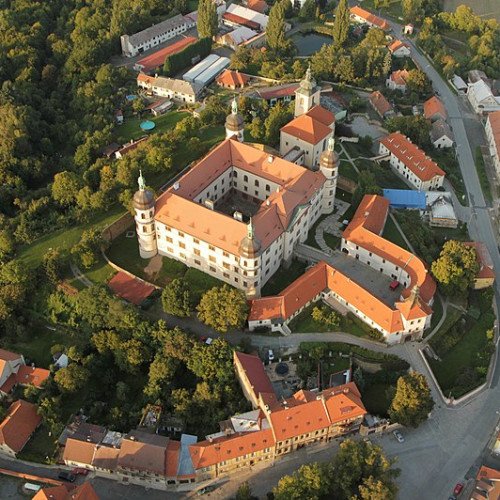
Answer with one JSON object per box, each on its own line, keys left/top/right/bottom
{"left": 383, "top": 189, "right": 426, "bottom": 209}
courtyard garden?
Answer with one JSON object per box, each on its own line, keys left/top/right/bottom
{"left": 261, "top": 259, "right": 307, "bottom": 296}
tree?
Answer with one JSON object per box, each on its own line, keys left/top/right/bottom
{"left": 402, "top": 0, "right": 422, "bottom": 23}
{"left": 386, "top": 115, "right": 431, "bottom": 147}
{"left": 389, "top": 372, "right": 434, "bottom": 427}
{"left": 0, "top": 229, "right": 15, "bottom": 261}
{"left": 71, "top": 228, "right": 104, "bottom": 269}
{"left": 274, "top": 463, "right": 331, "bottom": 500}
{"left": 299, "top": 0, "right": 316, "bottom": 21}
{"left": 197, "top": 285, "right": 248, "bottom": 332}
{"left": 311, "top": 306, "right": 340, "bottom": 328}
{"left": 266, "top": 2, "right": 288, "bottom": 53}
{"left": 406, "top": 69, "right": 428, "bottom": 94}
{"left": 161, "top": 278, "right": 191, "bottom": 316}
{"left": 332, "top": 0, "right": 350, "bottom": 49}
{"left": 54, "top": 364, "right": 90, "bottom": 393}
{"left": 43, "top": 248, "right": 65, "bottom": 284}
{"left": 235, "top": 481, "right": 257, "bottom": 500}
{"left": 264, "top": 102, "right": 293, "bottom": 145}
{"left": 431, "top": 240, "right": 479, "bottom": 294}
{"left": 197, "top": 0, "right": 218, "bottom": 39}
{"left": 51, "top": 171, "right": 80, "bottom": 206}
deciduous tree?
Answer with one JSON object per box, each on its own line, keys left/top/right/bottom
{"left": 266, "top": 1, "right": 288, "bottom": 53}
{"left": 197, "top": 0, "right": 218, "bottom": 39}
{"left": 54, "top": 364, "right": 90, "bottom": 393}
{"left": 161, "top": 278, "right": 191, "bottom": 317}
{"left": 332, "top": 0, "right": 350, "bottom": 49}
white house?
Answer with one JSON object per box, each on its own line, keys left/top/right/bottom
{"left": 137, "top": 73, "right": 202, "bottom": 103}
{"left": 379, "top": 132, "right": 445, "bottom": 190}
{"left": 388, "top": 40, "right": 411, "bottom": 58}
{"left": 386, "top": 70, "right": 410, "bottom": 92}
{"left": 486, "top": 110, "right": 500, "bottom": 177}
{"left": 431, "top": 119, "right": 454, "bottom": 149}
{"left": 467, "top": 79, "right": 500, "bottom": 115}
{"left": 120, "top": 14, "right": 196, "bottom": 57}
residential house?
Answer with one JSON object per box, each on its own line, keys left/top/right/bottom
{"left": 464, "top": 242, "right": 495, "bottom": 290}
{"left": 114, "top": 137, "right": 149, "bottom": 159}
{"left": 251, "top": 83, "right": 299, "bottom": 106}
{"left": 349, "top": 6, "right": 390, "bottom": 31}
{"left": 468, "top": 78, "right": 500, "bottom": 115}
{"left": 216, "top": 70, "right": 249, "bottom": 90}
{"left": 137, "top": 73, "right": 202, "bottom": 103}
{"left": 431, "top": 119, "right": 454, "bottom": 149}
{"left": 0, "top": 400, "right": 41, "bottom": 457}
{"left": 224, "top": 4, "right": 290, "bottom": 31}
{"left": 403, "top": 24, "right": 414, "bottom": 35}
{"left": 34, "top": 482, "right": 100, "bottom": 500}
{"left": 379, "top": 132, "right": 445, "bottom": 190}
{"left": 386, "top": 70, "right": 410, "bottom": 92}
{"left": 388, "top": 40, "right": 410, "bottom": 58}
{"left": 423, "top": 96, "right": 447, "bottom": 122}
{"left": 369, "top": 91, "right": 395, "bottom": 119}
{"left": 427, "top": 192, "right": 458, "bottom": 229}
{"left": 218, "top": 27, "right": 265, "bottom": 50}
{"left": 120, "top": 14, "right": 196, "bottom": 57}
{"left": 470, "top": 465, "right": 500, "bottom": 499}
{"left": 485, "top": 110, "right": 500, "bottom": 177}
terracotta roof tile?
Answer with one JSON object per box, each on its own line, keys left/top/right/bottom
{"left": 380, "top": 132, "right": 445, "bottom": 181}
{"left": 68, "top": 483, "right": 100, "bottom": 500}
{"left": 281, "top": 106, "right": 334, "bottom": 144}
{"left": 223, "top": 12, "right": 260, "bottom": 30}
{"left": 166, "top": 439, "right": 181, "bottom": 477}
{"left": 388, "top": 40, "right": 409, "bottom": 53}
{"left": 63, "top": 438, "right": 96, "bottom": 466}
{"left": 0, "top": 400, "right": 41, "bottom": 453}
{"left": 350, "top": 6, "right": 390, "bottom": 30}
{"left": 464, "top": 242, "right": 495, "bottom": 280}
{"left": 487, "top": 110, "right": 500, "bottom": 156}
{"left": 15, "top": 365, "right": 50, "bottom": 388}
{"left": 0, "top": 374, "right": 16, "bottom": 394}
{"left": 389, "top": 69, "right": 410, "bottom": 86}
{"left": 136, "top": 37, "right": 197, "bottom": 72}
{"left": 247, "top": 0, "right": 268, "bottom": 13}
{"left": 369, "top": 91, "right": 393, "bottom": 117}
{"left": 34, "top": 485, "right": 69, "bottom": 500}
{"left": 92, "top": 445, "right": 120, "bottom": 470}
{"left": 424, "top": 96, "right": 447, "bottom": 120}
{"left": 216, "top": 69, "right": 249, "bottom": 87}
{"left": 117, "top": 431, "right": 168, "bottom": 475}
{"left": 234, "top": 352, "right": 275, "bottom": 400}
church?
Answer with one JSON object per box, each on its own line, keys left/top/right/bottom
{"left": 133, "top": 70, "right": 338, "bottom": 298}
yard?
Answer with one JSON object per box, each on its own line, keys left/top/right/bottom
{"left": 304, "top": 213, "right": 330, "bottom": 249}
{"left": 261, "top": 259, "right": 307, "bottom": 296}
{"left": 427, "top": 290, "right": 495, "bottom": 398}
{"left": 382, "top": 214, "right": 410, "bottom": 251}
{"left": 115, "top": 110, "right": 189, "bottom": 143}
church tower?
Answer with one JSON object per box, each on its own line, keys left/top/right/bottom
{"left": 225, "top": 97, "right": 245, "bottom": 142}
{"left": 294, "top": 66, "right": 321, "bottom": 117}
{"left": 133, "top": 171, "right": 157, "bottom": 259}
{"left": 319, "top": 137, "right": 338, "bottom": 214}
{"left": 238, "top": 219, "right": 262, "bottom": 298}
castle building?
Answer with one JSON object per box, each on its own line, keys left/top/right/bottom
{"left": 133, "top": 171, "right": 156, "bottom": 259}
{"left": 279, "top": 67, "right": 335, "bottom": 169}
{"left": 225, "top": 97, "right": 245, "bottom": 142}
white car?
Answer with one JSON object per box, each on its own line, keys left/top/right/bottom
{"left": 393, "top": 429, "right": 405, "bottom": 443}
{"left": 268, "top": 349, "right": 275, "bottom": 362}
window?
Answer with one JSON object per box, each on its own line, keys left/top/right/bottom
{"left": 141, "top": 213, "right": 145, "bottom": 219}
{"left": 209, "top": 266, "right": 216, "bottom": 272}
{"left": 223, "top": 251, "right": 229, "bottom": 257}
{"left": 178, "top": 231, "right": 184, "bottom": 237}
{"left": 234, "top": 266, "right": 239, "bottom": 273}
{"left": 194, "top": 259, "right": 201, "bottom": 265}
{"left": 193, "top": 238, "right": 200, "bottom": 244}
{"left": 179, "top": 242, "right": 185, "bottom": 249}
{"left": 234, "top": 277, "right": 239, "bottom": 283}
{"left": 244, "top": 175, "right": 248, "bottom": 182}
{"left": 209, "top": 256, "right": 216, "bottom": 263}
{"left": 223, "top": 262, "right": 230, "bottom": 269}
{"left": 166, "top": 236, "right": 173, "bottom": 243}
{"left": 233, "top": 170, "right": 238, "bottom": 177}
{"left": 266, "top": 184, "right": 270, "bottom": 192}
{"left": 194, "top": 249, "right": 200, "bottom": 256}
{"left": 179, "top": 253, "right": 186, "bottom": 259}
{"left": 209, "top": 245, "right": 215, "bottom": 251}
{"left": 223, "top": 272, "right": 230, "bottom": 278}
{"left": 142, "top": 226, "right": 147, "bottom": 233}
{"left": 255, "top": 179, "right": 259, "bottom": 187}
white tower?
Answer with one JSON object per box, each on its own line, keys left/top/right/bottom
{"left": 294, "top": 66, "right": 321, "bottom": 118}
{"left": 225, "top": 97, "right": 244, "bottom": 142}
{"left": 319, "top": 137, "right": 338, "bottom": 215}
{"left": 238, "top": 219, "right": 261, "bottom": 298}
{"left": 133, "top": 171, "right": 157, "bottom": 259}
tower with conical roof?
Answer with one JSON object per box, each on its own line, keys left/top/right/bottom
{"left": 294, "top": 65, "right": 321, "bottom": 117}
{"left": 319, "top": 136, "right": 338, "bottom": 214}
{"left": 238, "top": 219, "right": 262, "bottom": 298}
{"left": 133, "top": 171, "right": 157, "bottom": 259}
{"left": 225, "top": 96, "right": 245, "bottom": 142}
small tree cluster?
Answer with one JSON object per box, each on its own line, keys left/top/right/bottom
{"left": 71, "top": 228, "right": 104, "bottom": 269}
{"left": 311, "top": 305, "right": 340, "bottom": 329}
{"left": 161, "top": 278, "right": 191, "bottom": 317}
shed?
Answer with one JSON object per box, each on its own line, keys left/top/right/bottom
{"left": 383, "top": 189, "right": 426, "bottom": 209}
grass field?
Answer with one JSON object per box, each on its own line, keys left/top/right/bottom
{"left": 382, "top": 215, "right": 410, "bottom": 251}
{"left": 262, "top": 260, "right": 307, "bottom": 296}
{"left": 443, "top": 0, "right": 499, "bottom": 21}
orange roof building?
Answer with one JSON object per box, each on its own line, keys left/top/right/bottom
{"left": 0, "top": 400, "right": 41, "bottom": 456}
{"left": 249, "top": 194, "right": 435, "bottom": 343}
{"left": 216, "top": 69, "right": 249, "bottom": 89}
{"left": 369, "top": 91, "right": 394, "bottom": 119}
{"left": 386, "top": 69, "right": 410, "bottom": 92}
{"left": 350, "top": 6, "right": 390, "bottom": 31}
{"left": 379, "top": 132, "right": 445, "bottom": 190}
{"left": 424, "top": 96, "right": 447, "bottom": 122}
{"left": 34, "top": 482, "right": 100, "bottom": 500}
{"left": 464, "top": 241, "right": 495, "bottom": 289}
{"left": 0, "top": 349, "right": 50, "bottom": 395}
{"left": 388, "top": 40, "right": 410, "bottom": 58}
{"left": 471, "top": 465, "right": 500, "bottom": 499}
{"left": 486, "top": 110, "right": 500, "bottom": 176}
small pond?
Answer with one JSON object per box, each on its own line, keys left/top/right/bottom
{"left": 293, "top": 33, "right": 333, "bottom": 57}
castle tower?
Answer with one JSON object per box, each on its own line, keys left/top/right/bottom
{"left": 319, "top": 136, "right": 339, "bottom": 214}
{"left": 225, "top": 97, "right": 244, "bottom": 142}
{"left": 294, "top": 65, "right": 321, "bottom": 117}
{"left": 238, "top": 219, "right": 261, "bottom": 298}
{"left": 133, "top": 171, "right": 157, "bottom": 259}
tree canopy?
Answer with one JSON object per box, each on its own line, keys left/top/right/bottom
{"left": 197, "top": 0, "right": 218, "bottom": 40}
{"left": 332, "top": 0, "right": 350, "bottom": 48}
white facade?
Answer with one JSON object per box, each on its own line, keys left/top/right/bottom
{"left": 134, "top": 173, "right": 157, "bottom": 259}
{"left": 137, "top": 76, "right": 201, "bottom": 104}
{"left": 485, "top": 112, "right": 500, "bottom": 177}
{"left": 432, "top": 134, "right": 454, "bottom": 149}
{"left": 280, "top": 131, "right": 332, "bottom": 169}
{"left": 391, "top": 45, "right": 411, "bottom": 58}
{"left": 467, "top": 79, "right": 500, "bottom": 115}
{"left": 378, "top": 142, "right": 444, "bottom": 191}
{"left": 386, "top": 76, "right": 406, "bottom": 92}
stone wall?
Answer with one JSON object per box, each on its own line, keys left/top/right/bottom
{"left": 102, "top": 212, "right": 133, "bottom": 243}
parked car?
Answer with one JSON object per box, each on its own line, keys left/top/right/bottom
{"left": 58, "top": 471, "right": 76, "bottom": 482}
{"left": 268, "top": 349, "right": 275, "bottom": 362}
{"left": 393, "top": 429, "right": 405, "bottom": 443}
{"left": 197, "top": 484, "right": 218, "bottom": 495}
{"left": 453, "top": 483, "right": 464, "bottom": 496}
{"left": 71, "top": 467, "right": 88, "bottom": 476}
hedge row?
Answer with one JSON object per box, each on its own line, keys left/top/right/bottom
{"left": 163, "top": 37, "right": 212, "bottom": 76}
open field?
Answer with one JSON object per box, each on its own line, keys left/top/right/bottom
{"left": 443, "top": 0, "right": 499, "bottom": 21}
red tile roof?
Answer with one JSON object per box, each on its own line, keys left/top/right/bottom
{"left": 464, "top": 242, "right": 495, "bottom": 280}
{"left": 256, "top": 83, "right": 299, "bottom": 100}
{"left": 136, "top": 36, "right": 197, "bottom": 72}
{"left": 389, "top": 69, "right": 410, "bottom": 86}
{"left": 165, "top": 439, "right": 181, "bottom": 477}
{"left": 380, "top": 132, "right": 445, "bottom": 181}
{"left": 68, "top": 483, "right": 99, "bottom": 500}
{"left": 247, "top": 0, "right": 268, "bottom": 13}
{"left": 63, "top": 437, "right": 96, "bottom": 466}
{"left": 350, "top": 6, "right": 390, "bottom": 30}
{"left": 234, "top": 351, "right": 276, "bottom": 401}
{"left": 0, "top": 400, "right": 41, "bottom": 453}
{"left": 0, "top": 374, "right": 16, "bottom": 394}
{"left": 92, "top": 445, "right": 120, "bottom": 470}
{"left": 423, "top": 96, "right": 447, "bottom": 120}
{"left": 388, "top": 40, "right": 409, "bottom": 54}
{"left": 223, "top": 12, "right": 260, "bottom": 30}
{"left": 281, "top": 106, "right": 334, "bottom": 144}
{"left": 117, "top": 431, "right": 169, "bottom": 475}
{"left": 487, "top": 111, "right": 500, "bottom": 156}
{"left": 16, "top": 365, "right": 50, "bottom": 388}
{"left": 108, "top": 272, "right": 156, "bottom": 305}
{"left": 369, "top": 91, "right": 393, "bottom": 117}
{"left": 216, "top": 69, "right": 249, "bottom": 88}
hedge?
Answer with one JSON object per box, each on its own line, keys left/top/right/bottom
{"left": 163, "top": 37, "right": 212, "bottom": 76}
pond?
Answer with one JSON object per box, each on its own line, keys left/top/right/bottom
{"left": 293, "top": 33, "right": 333, "bottom": 57}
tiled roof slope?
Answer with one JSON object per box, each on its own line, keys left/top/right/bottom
{"left": 350, "top": 6, "right": 390, "bottom": 30}
{"left": 380, "top": 132, "right": 445, "bottom": 181}
{"left": 0, "top": 400, "right": 41, "bottom": 453}
{"left": 488, "top": 110, "right": 500, "bottom": 154}
{"left": 280, "top": 105, "right": 334, "bottom": 144}
{"left": 234, "top": 351, "right": 275, "bottom": 400}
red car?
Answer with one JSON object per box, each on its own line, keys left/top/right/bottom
{"left": 453, "top": 483, "right": 464, "bottom": 496}
{"left": 71, "top": 467, "right": 89, "bottom": 476}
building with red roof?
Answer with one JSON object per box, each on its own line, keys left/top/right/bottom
{"left": 350, "top": 6, "right": 390, "bottom": 31}
{"left": 464, "top": 242, "right": 495, "bottom": 289}
{"left": 216, "top": 69, "right": 250, "bottom": 90}
{"left": 369, "top": 91, "right": 395, "bottom": 119}
{"left": 108, "top": 271, "right": 156, "bottom": 305}
{"left": 379, "top": 132, "right": 445, "bottom": 190}
{"left": 485, "top": 110, "right": 500, "bottom": 177}
{"left": 0, "top": 400, "right": 41, "bottom": 457}
{"left": 386, "top": 69, "right": 410, "bottom": 92}
{"left": 424, "top": 96, "right": 447, "bottom": 122}
{"left": 249, "top": 194, "right": 435, "bottom": 343}
{"left": 388, "top": 40, "right": 410, "bottom": 58}
{"left": 34, "top": 482, "right": 100, "bottom": 500}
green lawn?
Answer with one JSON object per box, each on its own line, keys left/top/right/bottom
{"left": 17, "top": 205, "right": 125, "bottom": 270}
{"left": 361, "top": 0, "right": 403, "bottom": 20}
{"left": 18, "top": 424, "right": 58, "bottom": 464}
{"left": 324, "top": 232, "right": 340, "bottom": 250}
{"left": 184, "top": 267, "right": 224, "bottom": 304}
{"left": 339, "top": 160, "right": 359, "bottom": 182}
{"left": 429, "top": 294, "right": 444, "bottom": 332}
{"left": 261, "top": 259, "right": 307, "bottom": 296}
{"left": 475, "top": 146, "right": 492, "bottom": 203}
{"left": 382, "top": 215, "right": 410, "bottom": 251}
{"left": 115, "top": 111, "right": 189, "bottom": 143}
